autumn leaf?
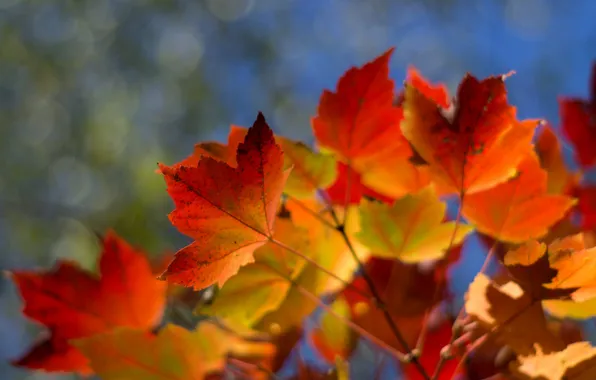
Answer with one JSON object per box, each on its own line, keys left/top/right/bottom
{"left": 198, "top": 216, "right": 309, "bottom": 327}
{"left": 511, "top": 341, "right": 596, "bottom": 380}
{"left": 402, "top": 70, "right": 539, "bottom": 195}
{"left": 312, "top": 48, "right": 430, "bottom": 199}
{"left": 9, "top": 231, "right": 167, "bottom": 374}
{"left": 357, "top": 186, "right": 473, "bottom": 263}
{"left": 73, "top": 322, "right": 276, "bottom": 380}
{"left": 462, "top": 153, "right": 576, "bottom": 243}
{"left": 310, "top": 295, "right": 357, "bottom": 363}
{"left": 559, "top": 62, "right": 596, "bottom": 168}
{"left": 158, "top": 113, "right": 291, "bottom": 290}
{"left": 464, "top": 273, "right": 565, "bottom": 355}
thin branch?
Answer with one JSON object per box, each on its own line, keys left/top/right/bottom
{"left": 269, "top": 237, "right": 373, "bottom": 301}
{"left": 322, "top": 193, "right": 431, "bottom": 379}
{"left": 430, "top": 240, "right": 500, "bottom": 380}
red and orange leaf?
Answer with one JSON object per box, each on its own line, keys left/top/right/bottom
{"left": 402, "top": 71, "right": 539, "bottom": 195}
{"left": 73, "top": 322, "right": 276, "bottom": 380}
{"left": 559, "top": 62, "right": 596, "bottom": 167}
{"left": 312, "top": 48, "right": 430, "bottom": 199}
{"left": 10, "top": 231, "right": 166, "bottom": 374}
{"left": 158, "top": 113, "right": 291, "bottom": 290}
{"left": 462, "top": 153, "right": 576, "bottom": 242}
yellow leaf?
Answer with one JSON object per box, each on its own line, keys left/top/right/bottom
{"left": 357, "top": 186, "right": 473, "bottom": 263}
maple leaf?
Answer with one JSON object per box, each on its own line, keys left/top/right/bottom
{"left": 310, "top": 295, "right": 357, "bottom": 363}
{"left": 73, "top": 321, "right": 276, "bottom": 380}
{"left": 312, "top": 48, "right": 430, "bottom": 199}
{"left": 158, "top": 113, "right": 291, "bottom": 290}
{"left": 462, "top": 153, "right": 576, "bottom": 243}
{"left": 198, "top": 216, "right": 309, "bottom": 327}
{"left": 357, "top": 186, "right": 473, "bottom": 263}
{"left": 559, "top": 62, "right": 596, "bottom": 167}
{"left": 402, "top": 70, "right": 539, "bottom": 195}
{"left": 511, "top": 341, "right": 596, "bottom": 380}
{"left": 465, "top": 273, "right": 565, "bottom": 356}
{"left": 9, "top": 231, "right": 167, "bottom": 374}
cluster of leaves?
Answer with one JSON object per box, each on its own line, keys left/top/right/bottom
{"left": 9, "top": 49, "right": 596, "bottom": 379}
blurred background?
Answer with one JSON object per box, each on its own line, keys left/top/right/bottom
{"left": 1, "top": 0, "right": 596, "bottom": 378}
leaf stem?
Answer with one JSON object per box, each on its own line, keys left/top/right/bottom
{"left": 322, "top": 191, "right": 431, "bottom": 379}
{"left": 269, "top": 238, "right": 373, "bottom": 301}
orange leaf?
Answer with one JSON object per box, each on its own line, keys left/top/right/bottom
{"left": 9, "top": 231, "right": 167, "bottom": 374}
{"left": 402, "top": 71, "right": 538, "bottom": 195}
{"left": 312, "top": 48, "right": 430, "bottom": 199}
{"left": 158, "top": 113, "right": 291, "bottom": 290}
{"left": 535, "top": 125, "right": 578, "bottom": 195}
{"left": 462, "top": 153, "right": 576, "bottom": 242}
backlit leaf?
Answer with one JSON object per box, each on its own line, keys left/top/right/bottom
{"left": 402, "top": 71, "right": 538, "bottom": 195}
{"left": 158, "top": 113, "right": 291, "bottom": 290}
{"left": 357, "top": 186, "right": 473, "bottom": 263}
{"left": 312, "top": 48, "right": 430, "bottom": 199}
{"left": 10, "top": 231, "right": 167, "bottom": 374}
